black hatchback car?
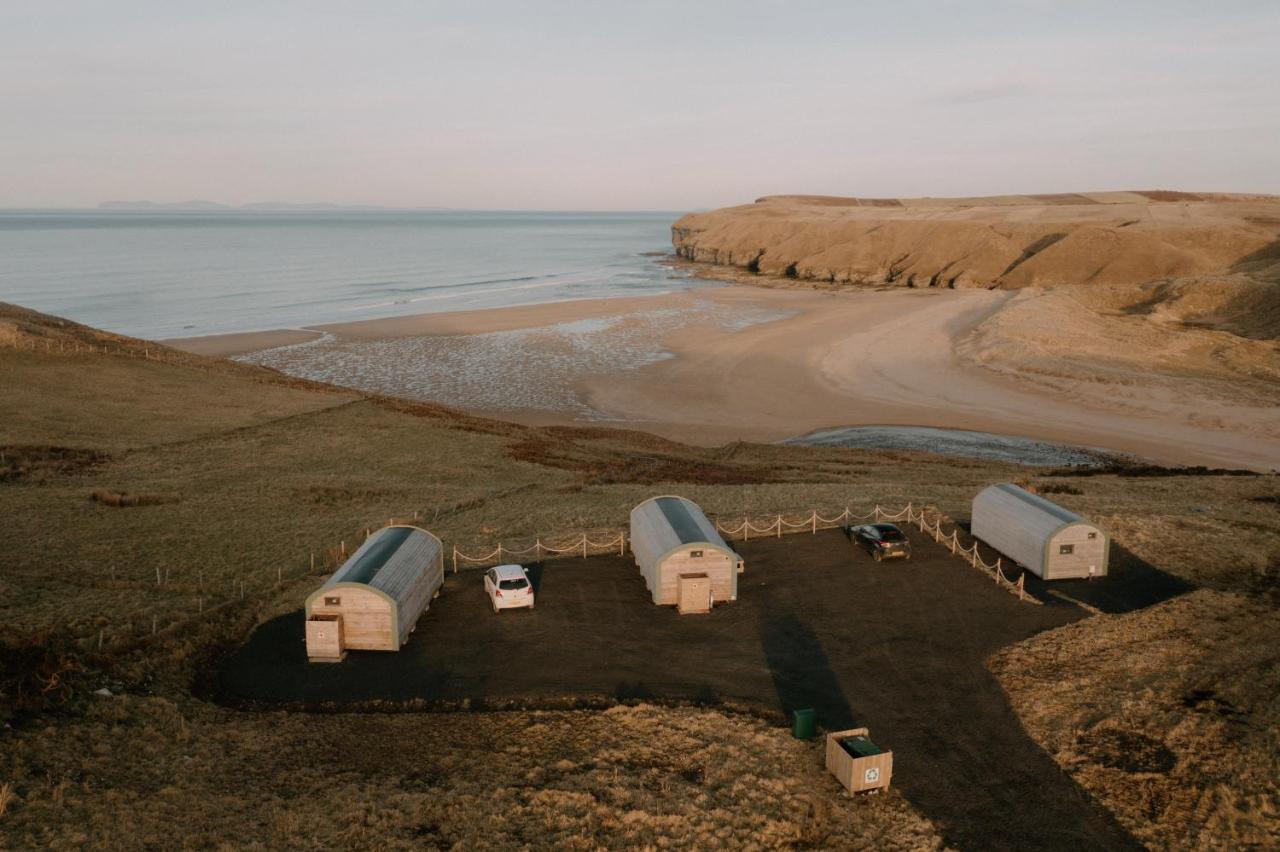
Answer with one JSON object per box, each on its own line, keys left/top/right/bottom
{"left": 847, "top": 523, "right": 912, "bottom": 562}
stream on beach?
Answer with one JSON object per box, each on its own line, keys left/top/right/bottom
{"left": 786, "top": 425, "right": 1116, "bottom": 467}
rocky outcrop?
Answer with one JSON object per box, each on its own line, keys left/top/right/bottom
{"left": 672, "top": 191, "right": 1280, "bottom": 291}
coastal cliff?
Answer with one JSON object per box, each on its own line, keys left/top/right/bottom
{"left": 672, "top": 191, "right": 1280, "bottom": 292}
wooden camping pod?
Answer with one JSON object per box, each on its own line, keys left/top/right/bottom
{"left": 304, "top": 524, "right": 445, "bottom": 659}
{"left": 971, "top": 484, "right": 1109, "bottom": 580}
{"left": 630, "top": 496, "right": 741, "bottom": 606}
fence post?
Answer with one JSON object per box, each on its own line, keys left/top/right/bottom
{"left": 582, "top": 536, "right": 588, "bottom": 559}
{"left": 619, "top": 534, "right": 626, "bottom": 556}
{"left": 776, "top": 516, "right": 782, "bottom": 538}
{"left": 452, "top": 546, "right": 458, "bottom": 573}
{"left": 812, "top": 511, "right": 817, "bottom": 534}
{"left": 744, "top": 517, "right": 750, "bottom": 541}
{"left": 1017, "top": 572, "right": 1025, "bottom": 601}
{"left": 535, "top": 539, "right": 543, "bottom": 561}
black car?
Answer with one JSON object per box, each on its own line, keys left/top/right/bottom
{"left": 847, "top": 523, "right": 912, "bottom": 562}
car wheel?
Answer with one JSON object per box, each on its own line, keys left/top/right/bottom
{"left": 873, "top": 551, "right": 883, "bottom": 562}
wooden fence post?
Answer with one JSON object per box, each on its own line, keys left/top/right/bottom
{"left": 776, "top": 516, "right": 782, "bottom": 538}
{"left": 452, "top": 546, "right": 458, "bottom": 573}
{"left": 744, "top": 517, "right": 750, "bottom": 541}
{"left": 535, "top": 539, "right": 543, "bottom": 560}
{"left": 619, "top": 534, "right": 626, "bottom": 556}
{"left": 582, "top": 536, "right": 588, "bottom": 559}
{"left": 812, "top": 511, "right": 817, "bottom": 534}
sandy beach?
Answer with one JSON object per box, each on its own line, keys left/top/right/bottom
{"left": 164, "top": 283, "right": 1280, "bottom": 470}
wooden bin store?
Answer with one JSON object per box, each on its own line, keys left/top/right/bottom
{"left": 826, "top": 728, "right": 893, "bottom": 794}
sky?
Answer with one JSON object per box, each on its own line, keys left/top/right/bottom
{"left": 3, "top": 0, "right": 1278, "bottom": 210}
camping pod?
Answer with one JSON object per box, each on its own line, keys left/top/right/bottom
{"left": 304, "top": 525, "right": 445, "bottom": 660}
{"left": 630, "top": 496, "right": 741, "bottom": 606}
{"left": 971, "top": 484, "right": 1109, "bottom": 580}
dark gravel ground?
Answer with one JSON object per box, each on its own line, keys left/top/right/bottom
{"left": 220, "top": 527, "right": 1171, "bottom": 851}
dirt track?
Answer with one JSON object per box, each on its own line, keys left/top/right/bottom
{"left": 220, "top": 528, "right": 1175, "bottom": 851}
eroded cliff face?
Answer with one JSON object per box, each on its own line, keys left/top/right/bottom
{"left": 672, "top": 191, "right": 1280, "bottom": 292}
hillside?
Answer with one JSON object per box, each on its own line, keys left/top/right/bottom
{"left": 672, "top": 191, "right": 1280, "bottom": 311}
{"left": 1, "top": 303, "right": 1277, "bottom": 849}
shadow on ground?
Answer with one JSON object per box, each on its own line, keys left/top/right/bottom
{"left": 220, "top": 528, "right": 1153, "bottom": 851}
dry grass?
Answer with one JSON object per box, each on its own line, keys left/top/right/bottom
{"left": 991, "top": 591, "right": 1280, "bottom": 849}
{"left": 2, "top": 303, "right": 1278, "bottom": 849}
{"left": 88, "top": 489, "right": 180, "bottom": 508}
{"left": 1, "top": 700, "right": 941, "bottom": 850}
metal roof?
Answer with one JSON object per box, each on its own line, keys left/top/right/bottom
{"left": 654, "top": 496, "right": 708, "bottom": 545}
{"left": 334, "top": 526, "right": 415, "bottom": 586}
{"left": 992, "top": 483, "right": 1083, "bottom": 524}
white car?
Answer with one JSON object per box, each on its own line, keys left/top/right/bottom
{"left": 484, "top": 564, "right": 535, "bottom": 613}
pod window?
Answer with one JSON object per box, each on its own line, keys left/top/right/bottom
{"left": 1087, "top": 532, "right": 1098, "bottom": 540}
{"left": 324, "top": 596, "right": 341, "bottom": 606}
{"left": 1059, "top": 544, "right": 1074, "bottom": 555}
{"left": 690, "top": 549, "right": 704, "bottom": 558}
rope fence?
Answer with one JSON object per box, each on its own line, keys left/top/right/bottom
{"left": 446, "top": 502, "right": 1033, "bottom": 603}
{"left": 73, "top": 500, "right": 1034, "bottom": 659}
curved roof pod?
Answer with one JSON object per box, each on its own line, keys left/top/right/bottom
{"left": 304, "top": 525, "right": 444, "bottom": 643}
{"left": 630, "top": 495, "right": 739, "bottom": 566}
{"left": 972, "top": 484, "right": 1109, "bottom": 579}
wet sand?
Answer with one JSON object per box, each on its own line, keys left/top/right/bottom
{"left": 166, "top": 286, "right": 1280, "bottom": 470}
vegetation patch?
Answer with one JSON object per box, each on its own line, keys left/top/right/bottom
{"left": 0, "top": 632, "right": 85, "bottom": 726}
{"left": 0, "top": 445, "right": 107, "bottom": 483}
{"left": 89, "top": 488, "right": 181, "bottom": 508}
{"left": 1077, "top": 728, "right": 1177, "bottom": 774}
{"left": 505, "top": 435, "right": 780, "bottom": 485}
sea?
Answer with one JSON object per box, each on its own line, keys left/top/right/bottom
{"left": 0, "top": 209, "right": 692, "bottom": 339}
{"left": 1, "top": 208, "right": 1114, "bottom": 466}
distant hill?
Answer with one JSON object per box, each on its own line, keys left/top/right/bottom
{"left": 99, "top": 200, "right": 231, "bottom": 210}
{"left": 672, "top": 190, "right": 1280, "bottom": 292}
{"left": 97, "top": 200, "right": 448, "bottom": 211}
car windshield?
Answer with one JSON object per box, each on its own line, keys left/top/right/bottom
{"left": 876, "top": 528, "right": 905, "bottom": 542}
{"left": 498, "top": 578, "right": 528, "bottom": 590}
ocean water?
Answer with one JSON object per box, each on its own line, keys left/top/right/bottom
{"left": 0, "top": 209, "right": 691, "bottom": 339}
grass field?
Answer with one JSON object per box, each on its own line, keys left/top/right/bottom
{"left": 1, "top": 302, "right": 1277, "bottom": 849}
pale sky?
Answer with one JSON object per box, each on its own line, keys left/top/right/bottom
{"left": 3, "top": 1, "right": 1278, "bottom": 210}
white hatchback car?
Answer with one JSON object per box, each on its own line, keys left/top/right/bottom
{"left": 484, "top": 564, "right": 535, "bottom": 613}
